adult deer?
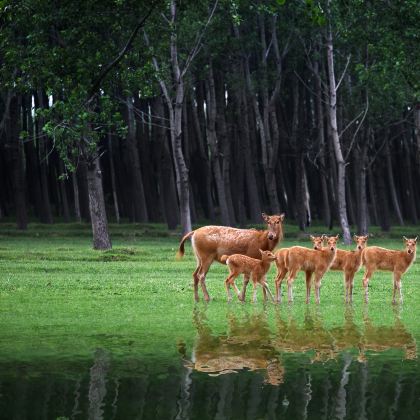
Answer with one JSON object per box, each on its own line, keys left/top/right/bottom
{"left": 177, "top": 213, "right": 285, "bottom": 301}
{"left": 361, "top": 237, "right": 417, "bottom": 304}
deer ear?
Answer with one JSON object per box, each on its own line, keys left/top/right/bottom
{"left": 353, "top": 235, "right": 358, "bottom": 240}
{"left": 403, "top": 236, "right": 408, "bottom": 242}
{"left": 335, "top": 234, "right": 340, "bottom": 240}
{"left": 279, "top": 213, "right": 285, "bottom": 221}
{"left": 415, "top": 237, "right": 418, "bottom": 242}
{"left": 259, "top": 249, "right": 264, "bottom": 255}
{"left": 262, "top": 213, "right": 269, "bottom": 222}
{"left": 310, "top": 235, "right": 315, "bottom": 240}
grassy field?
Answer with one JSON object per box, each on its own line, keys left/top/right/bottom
{"left": 0, "top": 221, "right": 419, "bottom": 368}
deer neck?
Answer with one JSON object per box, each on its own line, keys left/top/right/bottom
{"left": 260, "top": 259, "right": 272, "bottom": 273}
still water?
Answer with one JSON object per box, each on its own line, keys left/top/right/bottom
{"left": 0, "top": 306, "right": 419, "bottom": 419}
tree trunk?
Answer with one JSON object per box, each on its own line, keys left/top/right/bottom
{"left": 107, "top": 133, "right": 120, "bottom": 223}
{"left": 86, "top": 156, "right": 112, "bottom": 250}
{"left": 7, "top": 94, "right": 28, "bottom": 229}
{"left": 126, "top": 96, "right": 148, "bottom": 222}
{"left": 153, "top": 96, "right": 179, "bottom": 229}
{"left": 190, "top": 83, "right": 215, "bottom": 221}
{"left": 314, "top": 56, "right": 332, "bottom": 228}
{"left": 376, "top": 161, "right": 391, "bottom": 231}
{"left": 384, "top": 140, "right": 404, "bottom": 225}
{"left": 357, "top": 134, "right": 369, "bottom": 234}
{"left": 35, "top": 89, "right": 53, "bottom": 224}
{"left": 72, "top": 172, "right": 82, "bottom": 223}
{"left": 326, "top": 24, "right": 351, "bottom": 244}
{"left": 58, "top": 159, "right": 71, "bottom": 222}
{"left": 205, "top": 62, "right": 231, "bottom": 225}
{"left": 367, "top": 165, "right": 378, "bottom": 226}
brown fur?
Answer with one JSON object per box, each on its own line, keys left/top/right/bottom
{"left": 275, "top": 235, "right": 339, "bottom": 304}
{"left": 361, "top": 237, "right": 417, "bottom": 304}
{"left": 177, "top": 213, "right": 285, "bottom": 302}
{"left": 313, "top": 235, "right": 369, "bottom": 303}
{"left": 222, "top": 250, "right": 276, "bottom": 303}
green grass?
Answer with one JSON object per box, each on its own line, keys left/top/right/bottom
{"left": 0, "top": 222, "right": 419, "bottom": 376}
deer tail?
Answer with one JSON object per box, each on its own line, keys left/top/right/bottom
{"left": 220, "top": 255, "right": 229, "bottom": 264}
{"left": 176, "top": 231, "right": 195, "bottom": 260}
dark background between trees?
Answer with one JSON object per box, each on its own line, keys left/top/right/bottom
{"left": 1, "top": 0, "right": 419, "bottom": 248}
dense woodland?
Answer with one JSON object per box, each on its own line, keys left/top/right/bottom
{"left": 0, "top": 0, "right": 419, "bottom": 248}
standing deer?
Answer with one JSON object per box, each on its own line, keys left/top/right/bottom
{"left": 177, "top": 213, "right": 285, "bottom": 301}
{"left": 220, "top": 250, "right": 276, "bottom": 303}
{"left": 312, "top": 234, "right": 369, "bottom": 303}
{"left": 361, "top": 237, "right": 417, "bottom": 304}
{"left": 275, "top": 235, "right": 339, "bottom": 304}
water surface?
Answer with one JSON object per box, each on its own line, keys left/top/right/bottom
{"left": 0, "top": 306, "right": 419, "bottom": 419}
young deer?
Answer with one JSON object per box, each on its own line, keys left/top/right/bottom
{"left": 177, "top": 213, "right": 284, "bottom": 302}
{"left": 275, "top": 235, "right": 339, "bottom": 304}
{"left": 220, "top": 250, "right": 276, "bottom": 303}
{"left": 361, "top": 237, "right": 417, "bottom": 304}
{"left": 312, "top": 234, "right": 369, "bottom": 303}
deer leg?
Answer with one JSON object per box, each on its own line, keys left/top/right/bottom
{"left": 393, "top": 272, "right": 403, "bottom": 305}
{"left": 305, "top": 271, "right": 312, "bottom": 304}
{"left": 252, "top": 280, "right": 258, "bottom": 303}
{"left": 314, "top": 272, "right": 323, "bottom": 304}
{"left": 193, "top": 263, "right": 201, "bottom": 302}
{"left": 241, "top": 274, "right": 250, "bottom": 302}
{"left": 198, "top": 257, "right": 213, "bottom": 302}
{"left": 230, "top": 276, "right": 242, "bottom": 301}
{"left": 224, "top": 273, "right": 235, "bottom": 302}
{"left": 262, "top": 277, "right": 268, "bottom": 302}
{"left": 362, "top": 268, "right": 374, "bottom": 304}
{"left": 275, "top": 267, "right": 287, "bottom": 303}
{"left": 287, "top": 270, "right": 297, "bottom": 303}
{"left": 262, "top": 280, "right": 275, "bottom": 302}
{"left": 344, "top": 272, "right": 349, "bottom": 304}
{"left": 349, "top": 272, "right": 355, "bottom": 304}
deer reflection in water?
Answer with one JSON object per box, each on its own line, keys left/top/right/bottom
{"left": 186, "top": 308, "right": 284, "bottom": 385}
{"left": 186, "top": 306, "right": 416, "bottom": 386}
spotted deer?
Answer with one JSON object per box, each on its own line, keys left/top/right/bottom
{"left": 220, "top": 250, "right": 276, "bottom": 303}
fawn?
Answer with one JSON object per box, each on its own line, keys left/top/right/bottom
{"left": 275, "top": 235, "right": 339, "bottom": 304}
{"left": 177, "top": 213, "right": 284, "bottom": 302}
{"left": 220, "top": 250, "right": 276, "bottom": 303}
{"left": 361, "top": 237, "right": 417, "bottom": 304}
{"left": 312, "top": 234, "right": 369, "bottom": 303}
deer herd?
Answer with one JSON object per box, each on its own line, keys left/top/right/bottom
{"left": 177, "top": 213, "right": 417, "bottom": 305}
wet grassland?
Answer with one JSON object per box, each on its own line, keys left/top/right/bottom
{"left": 0, "top": 223, "right": 419, "bottom": 419}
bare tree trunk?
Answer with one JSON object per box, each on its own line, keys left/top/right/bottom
{"left": 36, "top": 89, "right": 53, "bottom": 224}
{"left": 86, "top": 155, "right": 112, "bottom": 250}
{"left": 376, "top": 160, "right": 391, "bottom": 231}
{"left": 108, "top": 133, "right": 120, "bottom": 223}
{"left": 314, "top": 56, "right": 332, "bottom": 228}
{"left": 205, "top": 62, "right": 231, "bottom": 225}
{"left": 7, "top": 94, "right": 28, "bottom": 229}
{"left": 367, "top": 165, "right": 378, "bottom": 226}
{"left": 326, "top": 23, "right": 351, "bottom": 244}
{"left": 384, "top": 140, "right": 404, "bottom": 225}
{"left": 402, "top": 131, "right": 418, "bottom": 224}
{"left": 154, "top": 96, "right": 179, "bottom": 230}
{"left": 190, "top": 84, "right": 215, "bottom": 221}
{"left": 58, "top": 159, "right": 71, "bottom": 222}
{"left": 357, "top": 140, "right": 369, "bottom": 234}
{"left": 126, "top": 96, "right": 148, "bottom": 222}
{"left": 72, "top": 172, "right": 82, "bottom": 222}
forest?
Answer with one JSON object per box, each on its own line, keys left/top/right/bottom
{"left": 0, "top": 0, "right": 419, "bottom": 249}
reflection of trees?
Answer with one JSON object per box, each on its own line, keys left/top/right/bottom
{"left": 88, "top": 348, "right": 110, "bottom": 420}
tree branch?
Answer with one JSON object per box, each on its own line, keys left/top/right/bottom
{"left": 87, "top": 1, "right": 160, "bottom": 101}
